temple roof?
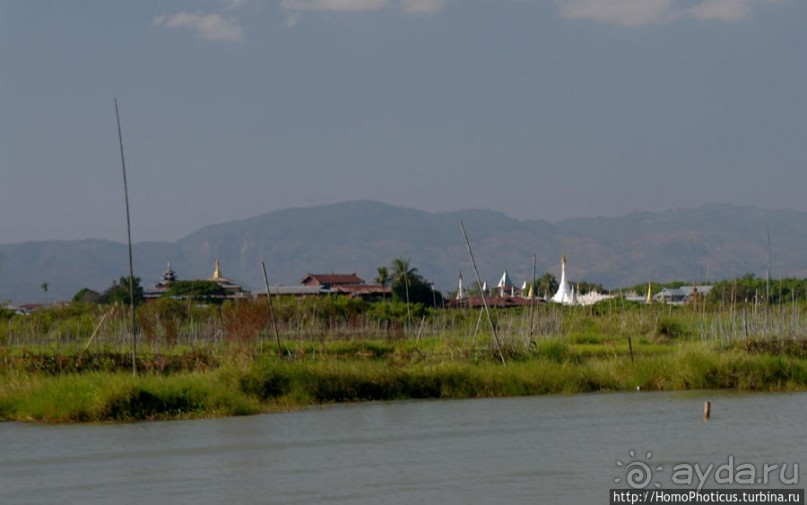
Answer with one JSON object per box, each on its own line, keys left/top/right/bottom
{"left": 301, "top": 273, "right": 365, "bottom": 287}
{"left": 497, "top": 270, "right": 514, "bottom": 288}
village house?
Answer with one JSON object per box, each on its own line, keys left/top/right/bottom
{"left": 256, "top": 273, "right": 390, "bottom": 300}
{"left": 654, "top": 285, "right": 713, "bottom": 304}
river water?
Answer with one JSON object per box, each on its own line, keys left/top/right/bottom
{"left": 1, "top": 391, "right": 804, "bottom": 504}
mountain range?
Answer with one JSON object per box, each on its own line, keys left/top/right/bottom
{"left": 2, "top": 201, "right": 806, "bottom": 304}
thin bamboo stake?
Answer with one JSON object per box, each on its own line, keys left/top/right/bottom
{"left": 114, "top": 98, "right": 137, "bottom": 377}
{"left": 766, "top": 225, "right": 772, "bottom": 304}
{"left": 83, "top": 307, "right": 116, "bottom": 352}
{"left": 528, "top": 254, "right": 536, "bottom": 347}
{"left": 260, "top": 261, "right": 283, "bottom": 356}
{"left": 460, "top": 220, "right": 506, "bottom": 365}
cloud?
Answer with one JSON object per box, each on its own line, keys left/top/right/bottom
{"left": 279, "top": 0, "right": 391, "bottom": 13}
{"left": 557, "top": 0, "right": 676, "bottom": 26}
{"left": 687, "top": 0, "right": 755, "bottom": 21}
{"left": 557, "top": 0, "right": 783, "bottom": 26}
{"left": 280, "top": 0, "right": 445, "bottom": 25}
{"left": 153, "top": 12, "right": 245, "bottom": 42}
{"left": 401, "top": 0, "right": 446, "bottom": 14}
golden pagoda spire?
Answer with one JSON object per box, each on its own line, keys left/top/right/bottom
{"left": 645, "top": 281, "right": 653, "bottom": 304}
{"left": 561, "top": 249, "right": 566, "bottom": 265}
{"left": 213, "top": 258, "right": 222, "bottom": 280}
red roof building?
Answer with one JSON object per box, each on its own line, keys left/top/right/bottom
{"left": 301, "top": 273, "right": 365, "bottom": 288}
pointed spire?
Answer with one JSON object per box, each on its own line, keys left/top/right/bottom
{"left": 645, "top": 281, "right": 653, "bottom": 304}
{"left": 163, "top": 262, "right": 176, "bottom": 282}
{"left": 497, "top": 269, "right": 514, "bottom": 297}
{"left": 497, "top": 270, "right": 513, "bottom": 288}
{"left": 457, "top": 271, "right": 465, "bottom": 300}
{"left": 552, "top": 248, "right": 572, "bottom": 304}
{"left": 213, "top": 258, "right": 222, "bottom": 280}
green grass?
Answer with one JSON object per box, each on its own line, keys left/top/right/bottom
{"left": 4, "top": 342, "right": 807, "bottom": 423}
{"left": 0, "top": 371, "right": 261, "bottom": 423}
{"left": 5, "top": 300, "right": 807, "bottom": 423}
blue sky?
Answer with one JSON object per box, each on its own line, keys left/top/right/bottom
{"left": 1, "top": 0, "right": 805, "bottom": 243}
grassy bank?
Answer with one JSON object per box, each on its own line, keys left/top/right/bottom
{"left": 3, "top": 340, "right": 807, "bottom": 423}
{"left": 4, "top": 299, "right": 807, "bottom": 423}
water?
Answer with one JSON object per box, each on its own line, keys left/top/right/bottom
{"left": 1, "top": 391, "right": 804, "bottom": 504}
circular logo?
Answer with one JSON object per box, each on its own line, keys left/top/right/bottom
{"left": 624, "top": 461, "right": 653, "bottom": 488}
{"left": 614, "top": 450, "right": 664, "bottom": 489}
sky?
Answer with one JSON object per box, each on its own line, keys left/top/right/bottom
{"left": 1, "top": 0, "right": 805, "bottom": 244}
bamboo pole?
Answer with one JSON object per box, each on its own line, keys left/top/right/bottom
{"left": 114, "top": 98, "right": 137, "bottom": 377}
{"left": 528, "top": 254, "right": 536, "bottom": 348}
{"left": 83, "top": 307, "right": 116, "bottom": 353}
{"left": 261, "top": 261, "right": 283, "bottom": 357}
{"left": 460, "top": 220, "right": 506, "bottom": 365}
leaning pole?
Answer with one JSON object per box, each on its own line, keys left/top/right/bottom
{"left": 115, "top": 98, "right": 137, "bottom": 377}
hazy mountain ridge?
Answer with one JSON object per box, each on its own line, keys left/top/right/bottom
{"left": 2, "top": 201, "right": 806, "bottom": 304}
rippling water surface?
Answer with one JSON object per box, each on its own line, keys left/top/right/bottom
{"left": 1, "top": 391, "right": 804, "bottom": 504}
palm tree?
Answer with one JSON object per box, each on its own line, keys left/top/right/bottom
{"left": 375, "top": 266, "right": 390, "bottom": 301}
{"left": 390, "top": 257, "right": 417, "bottom": 324}
{"left": 537, "top": 272, "right": 559, "bottom": 299}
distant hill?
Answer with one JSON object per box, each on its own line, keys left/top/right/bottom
{"left": 2, "top": 201, "right": 806, "bottom": 304}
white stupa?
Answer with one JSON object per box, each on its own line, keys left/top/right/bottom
{"left": 551, "top": 252, "right": 574, "bottom": 304}
{"left": 551, "top": 252, "right": 614, "bottom": 306}
{"left": 497, "top": 270, "right": 515, "bottom": 297}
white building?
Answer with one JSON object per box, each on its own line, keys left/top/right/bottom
{"left": 551, "top": 252, "right": 613, "bottom": 306}
{"left": 551, "top": 252, "right": 574, "bottom": 304}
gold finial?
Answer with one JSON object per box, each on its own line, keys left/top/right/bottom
{"left": 561, "top": 249, "right": 567, "bottom": 265}
{"left": 646, "top": 281, "right": 653, "bottom": 304}
{"left": 213, "top": 258, "right": 221, "bottom": 279}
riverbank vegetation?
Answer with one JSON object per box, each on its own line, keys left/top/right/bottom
{"left": 3, "top": 293, "right": 807, "bottom": 423}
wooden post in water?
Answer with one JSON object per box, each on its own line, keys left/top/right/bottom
{"left": 704, "top": 400, "right": 711, "bottom": 420}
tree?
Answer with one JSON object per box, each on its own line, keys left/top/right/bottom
{"left": 525, "top": 273, "right": 558, "bottom": 299}
{"left": 162, "top": 280, "right": 228, "bottom": 305}
{"left": 98, "top": 276, "right": 144, "bottom": 306}
{"left": 375, "top": 266, "right": 390, "bottom": 301}
{"left": 375, "top": 266, "right": 390, "bottom": 287}
{"left": 573, "top": 281, "right": 606, "bottom": 295}
{"left": 388, "top": 257, "right": 443, "bottom": 308}
{"left": 390, "top": 257, "right": 416, "bottom": 310}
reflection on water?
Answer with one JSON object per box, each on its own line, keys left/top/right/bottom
{"left": 1, "top": 391, "right": 804, "bottom": 504}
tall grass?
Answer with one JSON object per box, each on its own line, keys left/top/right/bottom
{"left": 4, "top": 298, "right": 807, "bottom": 423}
{"left": 4, "top": 343, "right": 807, "bottom": 423}
{"left": 0, "top": 370, "right": 261, "bottom": 423}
